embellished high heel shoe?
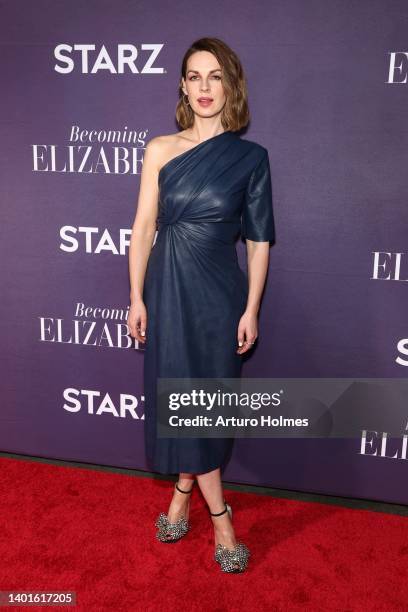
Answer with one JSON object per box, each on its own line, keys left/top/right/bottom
{"left": 155, "top": 481, "right": 194, "bottom": 543}
{"left": 210, "top": 501, "right": 250, "bottom": 573}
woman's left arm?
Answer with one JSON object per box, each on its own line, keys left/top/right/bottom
{"left": 237, "top": 148, "right": 275, "bottom": 355}
{"left": 236, "top": 240, "right": 270, "bottom": 355}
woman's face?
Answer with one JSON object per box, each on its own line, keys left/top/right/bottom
{"left": 182, "top": 51, "right": 226, "bottom": 119}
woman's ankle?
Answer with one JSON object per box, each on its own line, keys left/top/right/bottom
{"left": 213, "top": 523, "right": 237, "bottom": 549}
{"left": 177, "top": 476, "right": 194, "bottom": 490}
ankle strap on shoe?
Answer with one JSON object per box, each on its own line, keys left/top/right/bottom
{"left": 175, "top": 482, "right": 194, "bottom": 494}
{"left": 209, "top": 501, "right": 228, "bottom": 517}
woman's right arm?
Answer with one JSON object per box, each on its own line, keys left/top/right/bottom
{"left": 127, "top": 138, "right": 161, "bottom": 344}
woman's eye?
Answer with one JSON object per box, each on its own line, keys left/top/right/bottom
{"left": 188, "top": 75, "right": 222, "bottom": 80}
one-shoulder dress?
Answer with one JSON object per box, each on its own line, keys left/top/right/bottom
{"left": 142, "top": 130, "right": 275, "bottom": 474}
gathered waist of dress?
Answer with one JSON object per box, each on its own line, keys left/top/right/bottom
{"left": 156, "top": 218, "right": 241, "bottom": 245}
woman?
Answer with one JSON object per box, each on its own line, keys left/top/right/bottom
{"left": 127, "top": 37, "right": 275, "bottom": 573}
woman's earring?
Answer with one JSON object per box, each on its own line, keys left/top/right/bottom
{"left": 183, "top": 93, "right": 190, "bottom": 106}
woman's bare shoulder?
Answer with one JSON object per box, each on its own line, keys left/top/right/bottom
{"left": 147, "top": 131, "right": 190, "bottom": 150}
{"left": 145, "top": 132, "right": 191, "bottom": 169}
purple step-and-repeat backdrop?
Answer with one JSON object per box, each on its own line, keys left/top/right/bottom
{"left": 1, "top": 1, "right": 407, "bottom": 504}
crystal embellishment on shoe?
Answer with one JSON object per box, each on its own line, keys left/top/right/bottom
{"left": 155, "top": 481, "right": 194, "bottom": 543}
{"left": 209, "top": 501, "right": 250, "bottom": 573}
{"left": 155, "top": 512, "right": 190, "bottom": 543}
{"left": 214, "top": 541, "right": 251, "bottom": 573}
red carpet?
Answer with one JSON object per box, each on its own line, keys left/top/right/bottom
{"left": 0, "top": 456, "right": 407, "bottom": 611}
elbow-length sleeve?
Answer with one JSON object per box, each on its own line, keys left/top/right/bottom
{"left": 241, "top": 148, "right": 275, "bottom": 243}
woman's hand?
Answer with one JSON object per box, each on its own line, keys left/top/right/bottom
{"left": 236, "top": 310, "right": 258, "bottom": 355}
{"left": 127, "top": 299, "right": 147, "bottom": 344}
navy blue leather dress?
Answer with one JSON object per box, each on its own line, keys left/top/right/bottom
{"left": 142, "top": 130, "right": 275, "bottom": 474}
